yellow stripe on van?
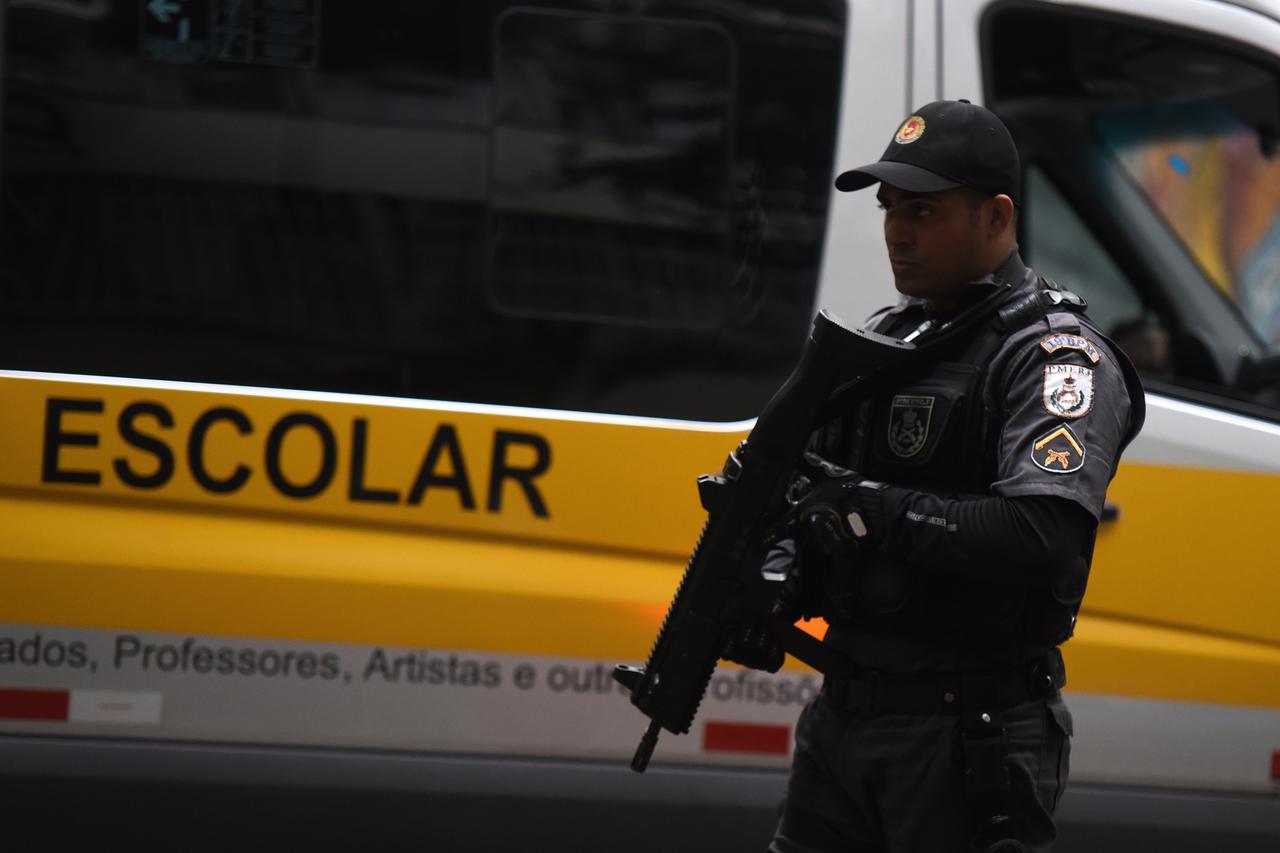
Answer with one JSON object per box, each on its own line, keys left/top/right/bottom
{"left": 0, "top": 492, "right": 679, "bottom": 660}
{"left": 4, "top": 374, "right": 1279, "bottom": 712}
{"left": 0, "top": 373, "right": 744, "bottom": 558}
{"left": 1092, "top": 461, "right": 1280, "bottom": 647}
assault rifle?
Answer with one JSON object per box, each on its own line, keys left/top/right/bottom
{"left": 613, "top": 294, "right": 1012, "bottom": 772}
{"left": 611, "top": 310, "right": 913, "bottom": 772}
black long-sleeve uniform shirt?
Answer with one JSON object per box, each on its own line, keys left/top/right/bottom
{"left": 821, "top": 255, "right": 1140, "bottom": 672}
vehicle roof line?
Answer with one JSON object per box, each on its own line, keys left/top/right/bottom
{"left": 1217, "top": 0, "right": 1280, "bottom": 25}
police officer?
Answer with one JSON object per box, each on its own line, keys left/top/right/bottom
{"left": 727, "top": 100, "right": 1145, "bottom": 852}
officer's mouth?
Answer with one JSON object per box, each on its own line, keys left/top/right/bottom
{"left": 889, "top": 258, "right": 921, "bottom": 275}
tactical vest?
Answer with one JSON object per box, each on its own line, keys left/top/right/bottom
{"left": 817, "top": 282, "right": 1144, "bottom": 659}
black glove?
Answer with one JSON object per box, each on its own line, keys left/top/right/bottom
{"left": 720, "top": 613, "right": 784, "bottom": 673}
{"left": 785, "top": 452, "right": 886, "bottom": 555}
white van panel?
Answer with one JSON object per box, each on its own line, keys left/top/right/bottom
{"left": 815, "top": 1, "right": 910, "bottom": 326}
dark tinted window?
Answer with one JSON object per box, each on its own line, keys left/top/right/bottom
{"left": 492, "top": 11, "right": 734, "bottom": 327}
{"left": 0, "top": 1, "right": 846, "bottom": 420}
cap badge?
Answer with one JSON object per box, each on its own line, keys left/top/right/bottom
{"left": 895, "top": 115, "right": 926, "bottom": 145}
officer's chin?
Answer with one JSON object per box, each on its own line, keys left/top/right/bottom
{"left": 893, "top": 272, "right": 965, "bottom": 306}
{"left": 891, "top": 270, "right": 936, "bottom": 299}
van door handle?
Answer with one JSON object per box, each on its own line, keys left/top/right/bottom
{"left": 1100, "top": 501, "right": 1120, "bottom": 523}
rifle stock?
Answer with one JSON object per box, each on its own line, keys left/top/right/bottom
{"left": 613, "top": 311, "right": 916, "bottom": 772}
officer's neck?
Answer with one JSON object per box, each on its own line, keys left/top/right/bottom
{"left": 925, "top": 249, "right": 1026, "bottom": 316}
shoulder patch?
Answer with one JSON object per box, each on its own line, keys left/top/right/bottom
{"left": 1032, "top": 424, "right": 1086, "bottom": 474}
{"left": 1039, "top": 333, "right": 1101, "bottom": 364}
{"left": 888, "top": 395, "right": 934, "bottom": 458}
{"left": 1043, "top": 364, "right": 1094, "bottom": 419}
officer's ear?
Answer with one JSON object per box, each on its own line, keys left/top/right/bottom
{"left": 985, "top": 194, "right": 1015, "bottom": 241}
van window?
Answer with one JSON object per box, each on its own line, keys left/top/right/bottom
{"left": 0, "top": 1, "right": 847, "bottom": 421}
{"left": 1098, "top": 105, "right": 1280, "bottom": 350}
{"left": 1024, "top": 167, "right": 1145, "bottom": 333}
{"left": 490, "top": 10, "right": 734, "bottom": 327}
{"left": 988, "top": 2, "right": 1280, "bottom": 413}
{"left": 1023, "top": 167, "right": 1172, "bottom": 376}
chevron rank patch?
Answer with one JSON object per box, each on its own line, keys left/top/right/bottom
{"left": 1032, "top": 424, "right": 1086, "bottom": 474}
{"left": 1039, "top": 333, "right": 1101, "bottom": 364}
{"left": 1043, "top": 364, "right": 1094, "bottom": 418}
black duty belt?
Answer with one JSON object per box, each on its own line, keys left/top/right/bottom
{"left": 821, "top": 651, "right": 1065, "bottom": 716}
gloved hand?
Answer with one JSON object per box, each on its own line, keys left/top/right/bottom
{"left": 785, "top": 452, "right": 885, "bottom": 555}
{"left": 721, "top": 613, "right": 784, "bottom": 673}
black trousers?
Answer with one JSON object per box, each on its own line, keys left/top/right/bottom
{"left": 769, "top": 692, "right": 1073, "bottom": 853}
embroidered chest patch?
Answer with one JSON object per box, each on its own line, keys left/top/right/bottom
{"left": 1042, "top": 364, "right": 1094, "bottom": 419}
{"left": 1032, "top": 424, "right": 1086, "bottom": 474}
{"left": 1039, "top": 334, "right": 1101, "bottom": 364}
{"left": 888, "top": 395, "right": 934, "bottom": 458}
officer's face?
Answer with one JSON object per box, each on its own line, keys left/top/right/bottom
{"left": 876, "top": 185, "right": 1005, "bottom": 307}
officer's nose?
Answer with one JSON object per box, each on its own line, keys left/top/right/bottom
{"left": 884, "top": 216, "right": 913, "bottom": 253}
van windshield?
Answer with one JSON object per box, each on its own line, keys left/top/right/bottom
{"left": 1098, "top": 105, "right": 1280, "bottom": 349}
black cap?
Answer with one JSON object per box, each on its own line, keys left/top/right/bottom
{"left": 834, "top": 100, "right": 1020, "bottom": 203}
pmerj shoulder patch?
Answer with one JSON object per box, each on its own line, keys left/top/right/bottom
{"left": 1043, "top": 363, "right": 1094, "bottom": 419}
{"left": 1032, "top": 424, "right": 1086, "bottom": 474}
{"left": 888, "top": 395, "right": 934, "bottom": 458}
{"left": 1039, "top": 333, "right": 1101, "bottom": 364}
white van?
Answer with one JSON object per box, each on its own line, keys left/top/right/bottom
{"left": 0, "top": 1, "right": 1277, "bottom": 849}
